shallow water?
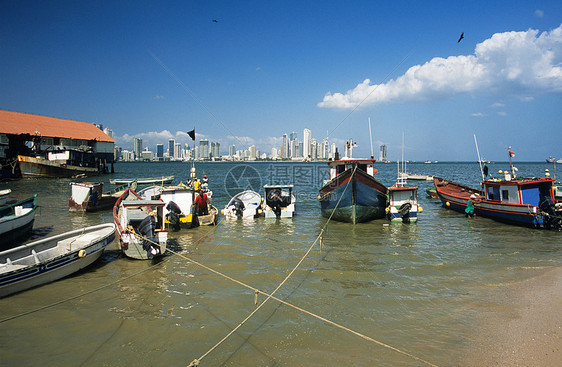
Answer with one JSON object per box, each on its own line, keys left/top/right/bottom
{"left": 0, "top": 161, "right": 560, "bottom": 366}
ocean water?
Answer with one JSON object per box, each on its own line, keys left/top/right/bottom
{"left": 0, "top": 161, "right": 560, "bottom": 367}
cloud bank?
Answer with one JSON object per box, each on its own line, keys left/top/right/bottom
{"left": 318, "top": 24, "right": 562, "bottom": 109}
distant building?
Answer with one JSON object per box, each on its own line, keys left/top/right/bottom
{"left": 133, "top": 138, "right": 143, "bottom": 160}
{"left": 174, "top": 143, "right": 182, "bottom": 160}
{"left": 168, "top": 139, "right": 175, "bottom": 158}
{"left": 303, "top": 128, "right": 311, "bottom": 158}
{"left": 156, "top": 144, "right": 164, "bottom": 158}
{"left": 199, "top": 139, "right": 209, "bottom": 160}
{"left": 229, "top": 145, "right": 236, "bottom": 157}
{"left": 379, "top": 144, "right": 387, "bottom": 162}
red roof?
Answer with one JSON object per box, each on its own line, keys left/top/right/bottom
{"left": 0, "top": 110, "right": 115, "bottom": 143}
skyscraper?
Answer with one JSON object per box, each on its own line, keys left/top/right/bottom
{"left": 303, "top": 128, "right": 311, "bottom": 159}
{"left": 379, "top": 144, "right": 387, "bottom": 162}
{"left": 156, "top": 144, "right": 164, "bottom": 158}
{"left": 199, "top": 139, "right": 210, "bottom": 160}
{"left": 282, "top": 133, "right": 289, "bottom": 158}
{"left": 168, "top": 139, "right": 175, "bottom": 159}
{"left": 133, "top": 138, "right": 142, "bottom": 160}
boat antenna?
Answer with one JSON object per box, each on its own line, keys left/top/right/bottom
{"left": 368, "top": 117, "right": 374, "bottom": 158}
{"left": 474, "top": 134, "right": 484, "bottom": 181}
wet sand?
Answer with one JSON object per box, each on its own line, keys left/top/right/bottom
{"left": 465, "top": 266, "right": 561, "bottom": 366}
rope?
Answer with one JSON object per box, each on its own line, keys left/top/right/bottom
{"left": 180, "top": 167, "right": 437, "bottom": 366}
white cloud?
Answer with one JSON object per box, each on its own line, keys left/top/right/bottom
{"left": 497, "top": 111, "right": 507, "bottom": 116}
{"left": 490, "top": 102, "right": 504, "bottom": 108}
{"left": 535, "top": 9, "right": 544, "bottom": 18}
{"left": 472, "top": 112, "right": 486, "bottom": 117}
{"left": 318, "top": 24, "right": 562, "bottom": 110}
{"left": 153, "top": 95, "right": 164, "bottom": 100}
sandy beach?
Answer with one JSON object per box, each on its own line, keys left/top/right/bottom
{"left": 464, "top": 266, "right": 561, "bottom": 366}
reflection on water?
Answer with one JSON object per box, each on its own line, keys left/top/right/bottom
{"left": 0, "top": 161, "right": 560, "bottom": 366}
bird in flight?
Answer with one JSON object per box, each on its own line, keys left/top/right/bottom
{"left": 457, "top": 32, "right": 464, "bottom": 43}
{"left": 212, "top": 19, "right": 218, "bottom": 23}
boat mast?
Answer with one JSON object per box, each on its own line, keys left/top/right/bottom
{"left": 368, "top": 117, "right": 374, "bottom": 158}
{"left": 474, "top": 134, "right": 484, "bottom": 181}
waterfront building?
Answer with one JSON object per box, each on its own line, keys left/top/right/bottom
{"left": 211, "top": 142, "right": 220, "bottom": 159}
{"left": 156, "top": 144, "right": 164, "bottom": 159}
{"left": 174, "top": 143, "right": 182, "bottom": 160}
{"left": 303, "top": 128, "right": 311, "bottom": 159}
{"left": 229, "top": 145, "right": 236, "bottom": 157}
{"left": 282, "top": 134, "right": 289, "bottom": 158}
{"left": 199, "top": 139, "right": 210, "bottom": 160}
{"left": 379, "top": 144, "right": 387, "bottom": 162}
{"left": 141, "top": 149, "right": 153, "bottom": 161}
{"left": 133, "top": 138, "right": 143, "bottom": 160}
{"left": 168, "top": 139, "right": 175, "bottom": 158}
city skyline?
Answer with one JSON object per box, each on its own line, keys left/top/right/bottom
{"left": 1, "top": 2, "right": 561, "bottom": 162}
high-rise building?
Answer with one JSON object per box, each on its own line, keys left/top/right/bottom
{"left": 210, "top": 142, "right": 220, "bottom": 159}
{"left": 168, "top": 139, "right": 175, "bottom": 158}
{"left": 156, "top": 144, "right": 164, "bottom": 158}
{"left": 229, "top": 145, "right": 236, "bottom": 157}
{"left": 199, "top": 139, "right": 210, "bottom": 160}
{"left": 282, "top": 134, "right": 289, "bottom": 158}
{"left": 249, "top": 145, "right": 256, "bottom": 160}
{"left": 133, "top": 138, "right": 142, "bottom": 160}
{"left": 174, "top": 143, "right": 182, "bottom": 160}
{"left": 379, "top": 144, "right": 387, "bottom": 162}
{"left": 303, "top": 128, "right": 311, "bottom": 158}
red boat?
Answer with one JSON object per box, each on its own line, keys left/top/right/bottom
{"left": 434, "top": 176, "right": 561, "bottom": 229}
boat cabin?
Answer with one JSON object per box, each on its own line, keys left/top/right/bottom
{"left": 327, "top": 158, "right": 377, "bottom": 180}
{"left": 483, "top": 178, "right": 555, "bottom": 206}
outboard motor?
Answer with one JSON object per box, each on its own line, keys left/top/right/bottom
{"left": 267, "top": 189, "right": 291, "bottom": 218}
{"left": 233, "top": 198, "right": 245, "bottom": 218}
{"left": 399, "top": 202, "right": 412, "bottom": 224}
{"left": 539, "top": 197, "right": 561, "bottom": 230}
{"left": 166, "top": 201, "right": 182, "bottom": 231}
{"left": 138, "top": 213, "right": 160, "bottom": 259}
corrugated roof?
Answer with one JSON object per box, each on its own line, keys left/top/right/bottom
{"left": 0, "top": 110, "right": 116, "bottom": 143}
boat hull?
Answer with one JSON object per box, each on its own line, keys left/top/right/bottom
{"left": 0, "top": 195, "right": 38, "bottom": 249}
{"left": 17, "top": 155, "right": 99, "bottom": 178}
{"left": 319, "top": 169, "right": 387, "bottom": 224}
{"left": 0, "top": 223, "right": 115, "bottom": 297}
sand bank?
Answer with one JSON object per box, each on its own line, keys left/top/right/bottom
{"left": 464, "top": 266, "right": 561, "bottom": 366}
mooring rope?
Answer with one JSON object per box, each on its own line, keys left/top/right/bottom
{"left": 173, "top": 167, "right": 437, "bottom": 367}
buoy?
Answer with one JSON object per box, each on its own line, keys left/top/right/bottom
{"left": 317, "top": 195, "right": 321, "bottom": 200}
{"left": 446, "top": 202, "right": 450, "bottom": 207}
{"left": 78, "top": 250, "right": 86, "bottom": 258}
{"left": 418, "top": 206, "right": 423, "bottom": 213}
{"left": 221, "top": 209, "right": 224, "bottom": 215}
{"left": 257, "top": 209, "right": 263, "bottom": 214}
{"left": 546, "top": 172, "right": 551, "bottom": 177}
{"left": 498, "top": 170, "right": 503, "bottom": 174}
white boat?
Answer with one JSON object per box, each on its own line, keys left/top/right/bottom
{"left": 388, "top": 136, "right": 421, "bottom": 223}
{"left": 398, "top": 172, "right": 434, "bottom": 181}
{"left": 0, "top": 223, "right": 116, "bottom": 297}
{"left": 263, "top": 185, "right": 296, "bottom": 218}
{"left": 0, "top": 189, "right": 11, "bottom": 206}
{"left": 222, "top": 190, "right": 263, "bottom": 219}
{"left": 0, "top": 195, "right": 38, "bottom": 249}
{"left": 110, "top": 176, "right": 174, "bottom": 185}
{"left": 69, "top": 182, "right": 130, "bottom": 212}
{"left": 113, "top": 189, "right": 168, "bottom": 260}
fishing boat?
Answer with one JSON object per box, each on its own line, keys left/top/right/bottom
{"left": 387, "top": 136, "right": 421, "bottom": 223}
{"left": 0, "top": 195, "right": 38, "bottom": 249}
{"left": 222, "top": 190, "right": 264, "bottom": 219}
{"left": 0, "top": 223, "right": 116, "bottom": 297}
{"left": 263, "top": 184, "right": 296, "bottom": 218}
{"left": 113, "top": 189, "right": 168, "bottom": 259}
{"left": 0, "top": 189, "right": 11, "bottom": 206}
{"left": 159, "top": 184, "right": 198, "bottom": 229}
{"left": 434, "top": 149, "right": 562, "bottom": 229}
{"left": 110, "top": 176, "right": 174, "bottom": 185}
{"left": 318, "top": 139, "right": 387, "bottom": 224}
{"left": 69, "top": 182, "right": 131, "bottom": 212}
{"left": 398, "top": 172, "right": 434, "bottom": 181}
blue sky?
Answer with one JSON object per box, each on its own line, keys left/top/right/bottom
{"left": 1, "top": 1, "right": 561, "bottom": 161}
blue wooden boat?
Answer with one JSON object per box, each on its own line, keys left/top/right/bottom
{"left": 318, "top": 140, "right": 387, "bottom": 224}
